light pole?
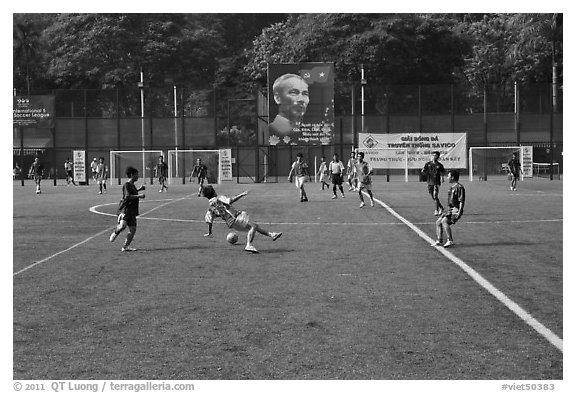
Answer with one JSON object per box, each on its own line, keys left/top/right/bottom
{"left": 138, "top": 68, "right": 145, "bottom": 182}
{"left": 361, "top": 64, "right": 367, "bottom": 133}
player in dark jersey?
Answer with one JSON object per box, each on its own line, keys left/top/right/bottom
{"left": 421, "top": 151, "right": 445, "bottom": 216}
{"left": 431, "top": 170, "right": 465, "bottom": 248}
{"left": 64, "top": 158, "right": 77, "bottom": 186}
{"left": 202, "top": 185, "right": 282, "bottom": 254}
{"left": 109, "top": 166, "right": 146, "bottom": 252}
{"left": 507, "top": 152, "right": 522, "bottom": 191}
{"left": 190, "top": 158, "right": 208, "bottom": 197}
{"left": 29, "top": 156, "right": 43, "bottom": 194}
{"left": 155, "top": 155, "right": 168, "bottom": 193}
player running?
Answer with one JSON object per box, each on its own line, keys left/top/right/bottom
{"left": 64, "top": 158, "right": 77, "bottom": 186}
{"left": 421, "top": 151, "right": 445, "bottom": 216}
{"left": 29, "top": 156, "right": 43, "bottom": 194}
{"left": 507, "top": 152, "right": 523, "bottom": 191}
{"left": 155, "top": 155, "right": 168, "bottom": 193}
{"left": 346, "top": 151, "right": 358, "bottom": 191}
{"left": 190, "top": 158, "right": 208, "bottom": 197}
{"left": 317, "top": 156, "right": 330, "bottom": 190}
{"left": 288, "top": 152, "right": 311, "bottom": 202}
{"left": 109, "top": 166, "right": 146, "bottom": 252}
{"left": 328, "top": 153, "right": 345, "bottom": 199}
{"left": 355, "top": 151, "right": 375, "bottom": 208}
{"left": 201, "top": 185, "right": 282, "bottom": 254}
{"left": 431, "top": 170, "right": 465, "bottom": 248}
{"left": 95, "top": 157, "right": 108, "bottom": 194}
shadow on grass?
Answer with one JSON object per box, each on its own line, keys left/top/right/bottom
{"left": 452, "top": 241, "right": 534, "bottom": 247}
{"left": 138, "top": 245, "right": 212, "bottom": 252}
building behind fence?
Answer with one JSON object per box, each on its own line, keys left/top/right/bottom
{"left": 13, "top": 83, "right": 562, "bottom": 183}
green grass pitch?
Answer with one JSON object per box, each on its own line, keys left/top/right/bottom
{"left": 12, "top": 176, "right": 562, "bottom": 380}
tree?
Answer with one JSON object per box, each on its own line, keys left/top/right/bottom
{"left": 13, "top": 16, "right": 44, "bottom": 94}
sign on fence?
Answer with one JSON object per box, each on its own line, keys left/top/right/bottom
{"left": 73, "top": 150, "right": 86, "bottom": 183}
{"left": 13, "top": 95, "right": 56, "bottom": 129}
{"left": 358, "top": 133, "right": 468, "bottom": 169}
{"left": 219, "top": 149, "right": 233, "bottom": 181}
{"left": 267, "top": 63, "right": 335, "bottom": 146}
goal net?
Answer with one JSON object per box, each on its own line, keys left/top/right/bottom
{"left": 468, "top": 146, "right": 530, "bottom": 181}
{"left": 109, "top": 150, "right": 164, "bottom": 185}
{"left": 360, "top": 148, "right": 409, "bottom": 182}
{"left": 167, "top": 149, "right": 223, "bottom": 185}
{"left": 533, "top": 162, "right": 560, "bottom": 178}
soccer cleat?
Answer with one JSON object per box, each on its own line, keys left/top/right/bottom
{"left": 510, "top": 186, "right": 514, "bottom": 191}
{"left": 121, "top": 246, "right": 137, "bottom": 252}
{"left": 341, "top": 194, "right": 345, "bottom": 198}
{"left": 203, "top": 233, "right": 213, "bottom": 237}
{"left": 159, "top": 189, "right": 163, "bottom": 192}
{"left": 331, "top": 195, "right": 337, "bottom": 199}
{"left": 513, "top": 188, "right": 516, "bottom": 191}
{"left": 359, "top": 201, "right": 365, "bottom": 208}
{"left": 98, "top": 191, "right": 102, "bottom": 195}
{"left": 370, "top": 200, "right": 374, "bottom": 207}
{"left": 431, "top": 240, "right": 442, "bottom": 246}
{"left": 109, "top": 232, "right": 118, "bottom": 242}
{"left": 434, "top": 209, "right": 441, "bottom": 216}
{"left": 348, "top": 187, "right": 354, "bottom": 191}
{"left": 443, "top": 240, "right": 454, "bottom": 248}
{"left": 271, "top": 232, "right": 282, "bottom": 241}
{"left": 244, "top": 244, "right": 259, "bottom": 253}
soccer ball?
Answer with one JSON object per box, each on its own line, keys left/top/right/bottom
{"left": 226, "top": 232, "right": 238, "bottom": 244}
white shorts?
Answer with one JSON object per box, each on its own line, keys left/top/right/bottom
{"left": 97, "top": 179, "right": 107, "bottom": 185}
{"left": 232, "top": 211, "right": 251, "bottom": 231}
{"left": 295, "top": 176, "right": 306, "bottom": 188}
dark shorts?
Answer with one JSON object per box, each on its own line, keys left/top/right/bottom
{"left": 511, "top": 172, "right": 520, "bottom": 180}
{"left": 158, "top": 176, "right": 167, "bottom": 183}
{"left": 331, "top": 174, "right": 343, "bottom": 185}
{"left": 67, "top": 170, "right": 73, "bottom": 177}
{"left": 428, "top": 184, "right": 440, "bottom": 197}
{"left": 120, "top": 213, "right": 137, "bottom": 227}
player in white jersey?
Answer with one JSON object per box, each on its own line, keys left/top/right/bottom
{"left": 288, "top": 152, "right": 311, "bottom": 202}
{"left": 328, "top": 153, "right": 345, "bottom": 199}
{"left": 95, "top": 157, "right": 108, "bottom": 194}
{"left": 316, "top": 156, "right": 330, "bottom": 190}
{"left": 202, "top": 185, "right": 282, "bottom": 254}
{"left": 355, "top": 152, "right": 375, "bottom": 208}
{"left": 346, "top": 151, "right": 358, "bottom": 191}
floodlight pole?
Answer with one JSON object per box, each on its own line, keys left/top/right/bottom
{"left": 174, "top": 83, "right": 178, "bottom": 177}
{"left": 138, "top": 69, "right": 145, "bottom": 182}
{"left": 361, "top": 64, "right": 367, "bottom": 134}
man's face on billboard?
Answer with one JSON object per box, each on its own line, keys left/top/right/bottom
{"left": 274, "top": 76, "right": 309, "bottom": 122}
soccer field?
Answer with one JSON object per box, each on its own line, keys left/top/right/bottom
{"left": 12, "top": 176, "right": 563, "bottom": 381}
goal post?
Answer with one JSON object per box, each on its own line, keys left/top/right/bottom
{"left": 109, "top": 150, "right": 164, "bottom": 185}
{"left": 361, "top": 147, "right": 409, "bottom": 182}
{"left": 167, "top": 149, "right": 232, "bottom": 185}
{"left": 468, "top": 146, "right": 533, "bottom": 181}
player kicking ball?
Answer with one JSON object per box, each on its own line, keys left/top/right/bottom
{"left": 201, "top": 185, "right": 282, "bottom": 254}
{"left": 431, "top": 170, "right": 465, "bottom": 248}
{"left": 109, "top": 166, "right": 146, "bottom": 252}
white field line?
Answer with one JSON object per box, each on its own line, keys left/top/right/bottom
{"left": 90, "top": 203, "right": 562, "bottom": 226}
{"left": 13, "top": 196, "right": 193, "bottom": 277}
{"left": 369, "top": 193, "right": 563, "bottom": 353}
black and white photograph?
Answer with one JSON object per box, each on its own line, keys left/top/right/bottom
{"left": 9, "top": 7, "right": 568, "bottom": 393}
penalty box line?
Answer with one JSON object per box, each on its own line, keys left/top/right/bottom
{"left": 13, "top": 195, "right": 195, "bottom": 277}
{"left": 369, "top": 193, "right": 563, "bottom": 353}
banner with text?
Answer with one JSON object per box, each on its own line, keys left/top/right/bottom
{"left": 219, "top": 149, "right": 233, "bottom": 181}
{"left": 73, "top": 150, "right": 86, "bottom": 183}
{"left": 13, "top": 95, "right": 56, "bottom": 128}
{"left": 267, "top": 62, "right": 334, "bottom": 146}
{"left": 358, "top": 133, "right": 468, "bottom": 169}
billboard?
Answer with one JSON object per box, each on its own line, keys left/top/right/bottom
{"left": 13, "top": 95, "right": 56, "bottom": 128}
{"left": 267, "top": 63, "right": 334, "bottom": 145}
{"left": 358, "top": 133, "right": 468, "bottom": 169}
